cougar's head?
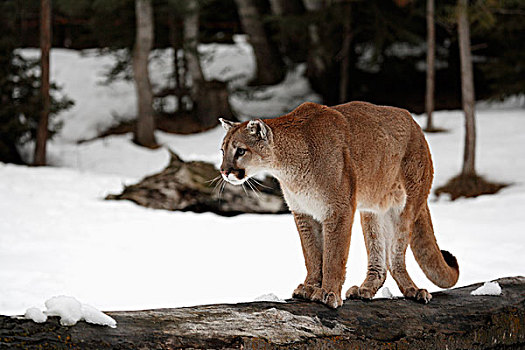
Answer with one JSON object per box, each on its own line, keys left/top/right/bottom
{"left": 219, "top": 118, "right": 274, "bottom": 185}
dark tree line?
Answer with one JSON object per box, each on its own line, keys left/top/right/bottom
{"left": 10, "top": 0, "right": 524, "bottom": 109}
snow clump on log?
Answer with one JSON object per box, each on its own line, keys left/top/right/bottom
{"left": 470, "top": 281, "right": 502, "bottom": 296}
{"left": 24, "top": 296, "right": 116, "bottom": 328}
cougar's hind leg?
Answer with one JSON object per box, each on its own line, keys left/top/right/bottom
{"left": 388, "top": 207, "right": 432, "bottom": 303}
{"left": 346, "top": 212, "right": 387, "bottom": 300}
{"left": 292, "top": 212, "right": 323, "bottom": 301}
{"left": 390, "top": 129, "right": 435, "bottom": 303}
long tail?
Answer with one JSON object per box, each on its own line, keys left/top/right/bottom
{"left": 410, "top": 204, "right": 459, "bottom": 288}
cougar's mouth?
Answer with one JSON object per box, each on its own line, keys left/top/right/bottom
{"left": 222, "top": 168, "right": 247, "bottom": 185}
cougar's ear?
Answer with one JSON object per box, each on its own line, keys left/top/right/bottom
{"left": 247, "top": 119, "right": 272, "bottom": 143}
{"left": 219, "top": 118, "right": 239, "bottom": 131}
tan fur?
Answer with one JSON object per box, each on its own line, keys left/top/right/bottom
{"left": 219, "top": 101, "right": 459, "bottom": 308}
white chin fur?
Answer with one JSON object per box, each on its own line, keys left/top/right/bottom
{"left": 223, "top": 173, "right": 247, "bottom": 185}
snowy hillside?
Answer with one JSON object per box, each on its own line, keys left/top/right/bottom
{"left": 0, "top": 44, "right": 524, "bottom": 316}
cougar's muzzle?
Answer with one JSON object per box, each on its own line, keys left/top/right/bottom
{"left": 220, "top": 167, "right": 246, "bottom": 184}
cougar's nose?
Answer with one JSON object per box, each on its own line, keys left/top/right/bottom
{"left": 221, "top": 168, "right": 233, "bottom": 176}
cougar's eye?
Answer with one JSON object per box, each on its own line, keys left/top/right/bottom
{"left": 235, "top": 148, "right": 246, "bottom": 157}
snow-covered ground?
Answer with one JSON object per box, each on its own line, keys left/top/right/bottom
{"left": 1, "top": 44, "right": 524, "bottom": 316}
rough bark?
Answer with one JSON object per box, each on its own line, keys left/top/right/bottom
{"left": 33, "top": 0, "right": 51, "bottom": 166}
{"left": 2, "top": 277, "right": 524, "bottom": 349}
{"left": 183, "top": 0, "right": 233, "bottom": 129}
{"left": 269, "top": 0, "right": 304, "bottom": 18}
{"left": 268, "top": 0, "right": 304, "bottom": 62}
{"left": 302, "top": 0, "right": 331, "bottom": 103}
{"left": 106, "top": 150, "right": 287, "bottom": 216}
{"left": 132, "top": 0, "right": 157, "bottom": 148}
{"left": 168, "top": 9, "right": 184, "bottom": 112}
{"left": 425, "top": 0, "right": 436, "bottom": 131}
{"left": 336, "top": 0, "right": 352, "bottom": 104}
{"left": 234, "top": 0, "right": 285, "bottom": 85}
{"left": 268, "top": 0, "right": 285, "bottom": 16}
{"left": 457, "top": 0, "right": 476, "bottom": 176}
{"left": 183, "top": 0, "right": 205, "bottom": 86}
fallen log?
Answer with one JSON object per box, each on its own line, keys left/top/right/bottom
{"left": 106, "top": 150, "right": 287, "bottom": 216}
{"left": 1, "top": 277, "right": 524, "bottom": 349}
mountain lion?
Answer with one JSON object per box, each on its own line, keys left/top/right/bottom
{"left": 219, "top": 101, "right": 459, "bottom": 309}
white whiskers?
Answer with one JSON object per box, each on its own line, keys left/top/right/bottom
{"left": 209, "top": 173, "right": 269, "bottom": 202}
{"left": 246, "top": 178, "right": 262, "bottom": 198}
{"left": 249, "top": 177, "right": 272, "bottom": 190}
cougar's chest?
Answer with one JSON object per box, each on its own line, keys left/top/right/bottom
{"left": 282, "top": 187, "right": 328, "bottom": 222}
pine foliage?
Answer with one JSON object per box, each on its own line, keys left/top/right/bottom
{"left": 0, "top": 1, "right": 73, "bottom": 164}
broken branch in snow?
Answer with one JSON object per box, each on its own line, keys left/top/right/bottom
{"left": 1, "top": 277, "right": 524, "bottom": 349}
{"left": 106, "top": 150, "right": 288, "bottom": 216}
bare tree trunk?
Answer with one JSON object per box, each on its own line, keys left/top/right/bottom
{"left": 268, "top": 0, "right": 285, "bottom": 16}
{"left": 268, "top": 0, "right": 304, "bottom": 21}
{"left": 183, "top": 0, "right": 205, "bottom": 91}
{"left": 302, "top": 0, "right": 331, "bottom": 101}
{"left": 234, "top": 0, "right": 285, "bottom": 85}
{"left": 457, "top": 0, "right": 476, "bottom": 176}
{"left": 337, "top": 1, "right": 352, "bottom": 103}
{"left": 34, "top": 0, "right": 51, "bottom": 166}
{"left": 268, "top": 0, "right": 286, "bottom": 56}
{"left": 268, "top": 0, "right": 304, "bottom": 63}
{"left": 425, "top": 0, "right": 436, "bottom": 131}
{"left": 183, "top": 0, "right": 233, "bottom": 129}
{"left": 132, "top": 0, "right": 157, "bottom": 148}
{"left": 168, "top": 10, "right": 181, "bottom": 112}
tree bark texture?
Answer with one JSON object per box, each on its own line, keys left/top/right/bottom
{"left": 132, "top": 0, "right": 157, "bottom": 148}
{"left": 425, "top": 0, "right": 436, "bottom": 131}
{"left": 1, "top": 277, "right": 524, "bottom": 349}
{"left": 168, "top": 9, "right": 184, "bottom": 112}
{"left": 106, "top": 150, "right": 286, "bottom": 216}
{"left": 336, "top": 0, "right": 352, "bottom": 104}
{"left": 457, "top": 0, "right": 477, "bottom": 176}
{"left": 234, "top": 0, "right": 285, "bottom": 85}
{"left": 268, "top": 0, "right": 285, "bottom": 16}
{"left": 33, "top": 0, "right": 51, "bottom": 166}
{"left": 183, "top": 0, "right": 233, "bottom": 129}
{"left": 183, "top": 0, "right": 205, "bottom": 86}
{"left": 302, "top": 0, "right": 326, "bottom": 73}
{"left": 302, "top": 0, "right": 332, "bottom": 102}
{"left": 268, "top": 0, "right": 304, "bottom": 62}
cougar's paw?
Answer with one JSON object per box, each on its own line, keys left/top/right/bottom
{"left": 311, "top": 288, "right": 343, "bottom": 309}
{"left": 345, "top": 286, "right": 359, "bottom": 299}
{"left": 345, "top": 286, "right": 375, "bottom": 300}
{"left": 324, "top": 292, "right": 343, "bottom": 309}
{"left": 310, "top": 286, "right": 326, "bottom": 302}
{"left": 292, "top": 284, "right": 307, "bottom": 299}
{"left": 404, "top": 287, "right": 432, "bottom": 304}
{"left": 292, "top": 284, "right": 319, "bottom": 300}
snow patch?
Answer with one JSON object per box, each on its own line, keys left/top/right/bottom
{"left": 254, "top": 293, "right": 285, "bottom": 302}
{"left": 24, "top": 307, "right": 47, "bottom": 323}
{"left": 470, "top": 282, "right": 502, "bottom": 296}
{"left": 45, "top": 296, "right": 83, "bottom": 326}
{"left": 80, "top": 303, "right": 118, "bottom": 327}
{"left": 381, "top": 287, "right": 394, "bottom": 299}
{"left": 25, "top": 296, "right": 116, "bottom": 328}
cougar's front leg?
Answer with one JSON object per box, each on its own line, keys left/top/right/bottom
{"left": 312, "top": 207, "right": 355, "bottom": 308}
{"left": 292, "top": 212, "right": 323, "bottom": 301}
